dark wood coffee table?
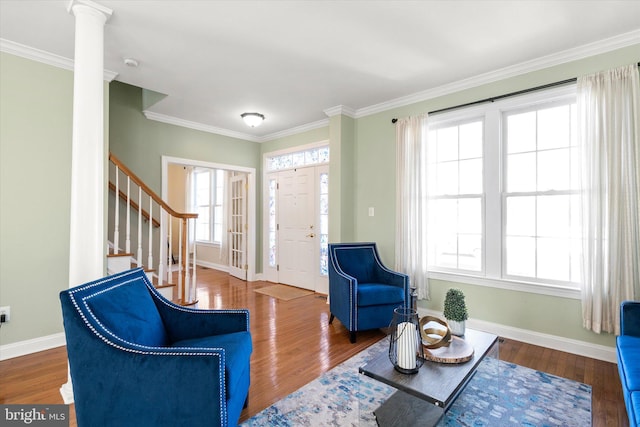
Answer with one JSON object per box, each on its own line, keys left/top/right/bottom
{"left": 359, "top": 328, "right": 498, "bottom": 426}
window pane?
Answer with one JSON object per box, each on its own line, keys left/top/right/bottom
{"left": 459, "top": 158, "right": 482, "bottom": 194}
{"left": 433, "top": 199, "right": 457, "bottom": 234}
{"left": 459, "top": 121, "right": 483, "bottom": 159}
{"left": 507, "top": 152, "right": 536, "bottom": 192}
{"left": 458, "top": 198, "right": 481, "bottom": 234}
{"left": 507, "top": 111, "right": 536, "bottom": 154}
{"left": 506, "top": 196, "right": 535, "bottom": 236}
{"left": 305, "top": 149, "right": 319, "bottom": 164}
{"left": 458, "top": 234, "right": 482, "bottom": 271}
{"left": 538, "top": 148, "right": 570, "bottom": 191}
{"left": 506, "top": 236, "right": 535, "bottom": 277}
{"left": 320, "top": 194, "right": 328, "bottom": 215}
{"left": 195, "top": 172, "right": 210, "bottom": 204}
{"left": 436, "top": 162, "right": 458, "bottom": 195}
{"left": 434, "top": 234, "right": 458, "bottom": 269}
{"left": 213, "top": 224, "right": 222, "bottom": 243}
{"left": 292, "top": 152, "right": 305, "bottom": 167}
{"left": 437, "top": 127, "right": 458, "bottom": 161}
{"left": 538, "top": 105, "right": 570, "bottom": 150}
{"left": 537, "top": 195, "right": 570, "bottom": 238}
{"left": 537, "top": 237, "right": 570, "bottom": 281}
{"left": 429, "top": 198, "right": 481, "bottom": 271}
{"left": 320, "top": 173, "right": 329, "bottom": 194}
{"left": 318, "top": 147, "right": 330, "bottom": 163}
{"left": 269, "top": 231, "right": 276, "bottom": 267}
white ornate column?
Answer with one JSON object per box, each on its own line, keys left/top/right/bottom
{"left": 60, "top": 0, "right": 112, "bottom": 404}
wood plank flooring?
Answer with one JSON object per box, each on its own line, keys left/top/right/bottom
{"left": 0, "top": 267, "right": 628, "bottom": 426}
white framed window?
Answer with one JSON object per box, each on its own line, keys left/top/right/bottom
{"left": 427, "top": 118, "right": 484, "bottom": 273}
{"left": 193, "top": 168, "right": 225, "bottom": 244}
{"left": 427, "top": 85, "right": 581, "bottom": 297}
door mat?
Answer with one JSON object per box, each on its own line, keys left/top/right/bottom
{"left": 254, "top": 284, "right": 314, "bottom": 301}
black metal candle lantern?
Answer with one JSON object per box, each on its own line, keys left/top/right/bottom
{"left": 388, "top": 306, "right": 424, "bottom": 374}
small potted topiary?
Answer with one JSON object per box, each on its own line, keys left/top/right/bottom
{"left": 443, "top": 288, "right": 468, "bottom": 336}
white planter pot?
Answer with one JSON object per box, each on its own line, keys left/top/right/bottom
{"left": 447, "top": 319, "right": 466, "bottom": 336}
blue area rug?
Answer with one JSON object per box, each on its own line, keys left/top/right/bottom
{"left": 241, "top": 338, "right": 591, "bottom": 426}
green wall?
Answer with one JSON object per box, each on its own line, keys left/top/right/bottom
{"left": 260, "top": 126, "right": 329, "bottom": 154}
{"left": 352, "top": 44, "right": 640, "bottom": 348}
{"left": 0, "top": 53, "right": 74, "bottom": 345}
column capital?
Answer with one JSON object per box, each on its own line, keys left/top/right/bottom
{"left": 67, "top": 0, "right": 113, "bottom": 21}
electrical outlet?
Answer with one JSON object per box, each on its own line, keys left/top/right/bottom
{"left": 0, "top": 306, "right": 10, "bottom": 323}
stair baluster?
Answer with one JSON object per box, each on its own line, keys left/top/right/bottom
{"left": 113, "top": 169, "right": 119, "bottom": 254}
{"left": 125, "top": 176, "right": 131, "bottom": 254}
{"left": 108, "top": 153, "right": 198, "bottom": 305}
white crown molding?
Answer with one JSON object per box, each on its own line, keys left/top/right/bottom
{"left": 354, "top": 29, "right": 640, "bottom": 118}
{"left": 260, "top": 118, "right": 329, "bottom": 142}
{"left": 418, "top": 308, "right": 617, "bottom": 363}
{"left": 0, "top": 332, "right": 66, "bottom": 361}
{"left": 0, "top": 38, "right": 118, "bottom": 81}
{"left": 323, "top": 105, "right": 356, "bottom": 118}
{"left": 143, "top": 110, "right": 263, "bottom": 143}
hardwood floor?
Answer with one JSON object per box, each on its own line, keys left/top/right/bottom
{"left": 0, "top": 266, "right": 628, "bottom": 426}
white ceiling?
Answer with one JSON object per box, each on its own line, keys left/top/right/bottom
{"left": 1, "top": 1, "right": 639, "bottom": 141}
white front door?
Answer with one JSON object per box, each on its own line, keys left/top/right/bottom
{"left": 228, "top": 174, "right": 247, "bottom": 280}
{"left": 278, "top": 168, "right": 316, "bottom": 290}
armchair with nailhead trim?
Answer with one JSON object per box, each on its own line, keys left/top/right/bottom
{"left": 60, "top": 267, "right": 252, "bottom": 427}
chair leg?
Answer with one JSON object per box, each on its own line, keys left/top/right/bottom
{"left": 329, "top": 313, "right": 335, "bottom": 324}
{"left": 350, "top": 331, "right": 356, "bottom": 343}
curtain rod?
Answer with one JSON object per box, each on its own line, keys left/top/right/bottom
{"left": 391, "top": 62, "right": 640, "bottom": 124}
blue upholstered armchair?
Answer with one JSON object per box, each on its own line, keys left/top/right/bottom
{"left": 617, "top": 301, "right": 640, "bottom": 427}
{"left": 60, "top": 268, "right": 252, "bottom": 427}
{"left": 328, "top": 242, "right": 409, "bottom": 343}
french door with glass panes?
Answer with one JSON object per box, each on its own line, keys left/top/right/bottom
{"left": 228, "top": 173, "right": 247, "bottom": 280}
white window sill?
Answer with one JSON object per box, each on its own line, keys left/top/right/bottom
{"left": 427, "top": 271, "right": 581, "bottom": 300}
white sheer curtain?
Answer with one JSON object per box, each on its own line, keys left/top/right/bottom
{"left": 395, "top": 114, "right": 430, "bottom": 300}
{"left": 578, "top": 64, "right": 640, "bottom": 334}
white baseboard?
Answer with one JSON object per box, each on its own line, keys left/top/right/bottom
{"left": 418, "top": 308, "right": 617, "bottom": 364}
{"left": 196, "top": 260, "right": 229, "bottom": 272}
{"left": 0, "top": 332, "right": 66, "bottom": 361}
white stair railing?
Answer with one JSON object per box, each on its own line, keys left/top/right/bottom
{"left": 108, "top": 153, "right": 198, "bottom": 305}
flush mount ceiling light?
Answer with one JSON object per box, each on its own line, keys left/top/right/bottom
{"left": 123, "top": 58, "right": 139, "bottom": 67}
{"left": 241, "top": 112, "right": 265, "bottom": 127}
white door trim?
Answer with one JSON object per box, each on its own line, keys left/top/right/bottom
{"left": 161, "top": 155, "right": 257, "bottom": 281}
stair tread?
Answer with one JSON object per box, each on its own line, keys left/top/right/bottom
{"left": 107, "top": 252, "right": 134, "bottom": 258}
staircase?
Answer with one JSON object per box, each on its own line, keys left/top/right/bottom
{"left": 107, "top": 153, "right": 198, "bottom": 306}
